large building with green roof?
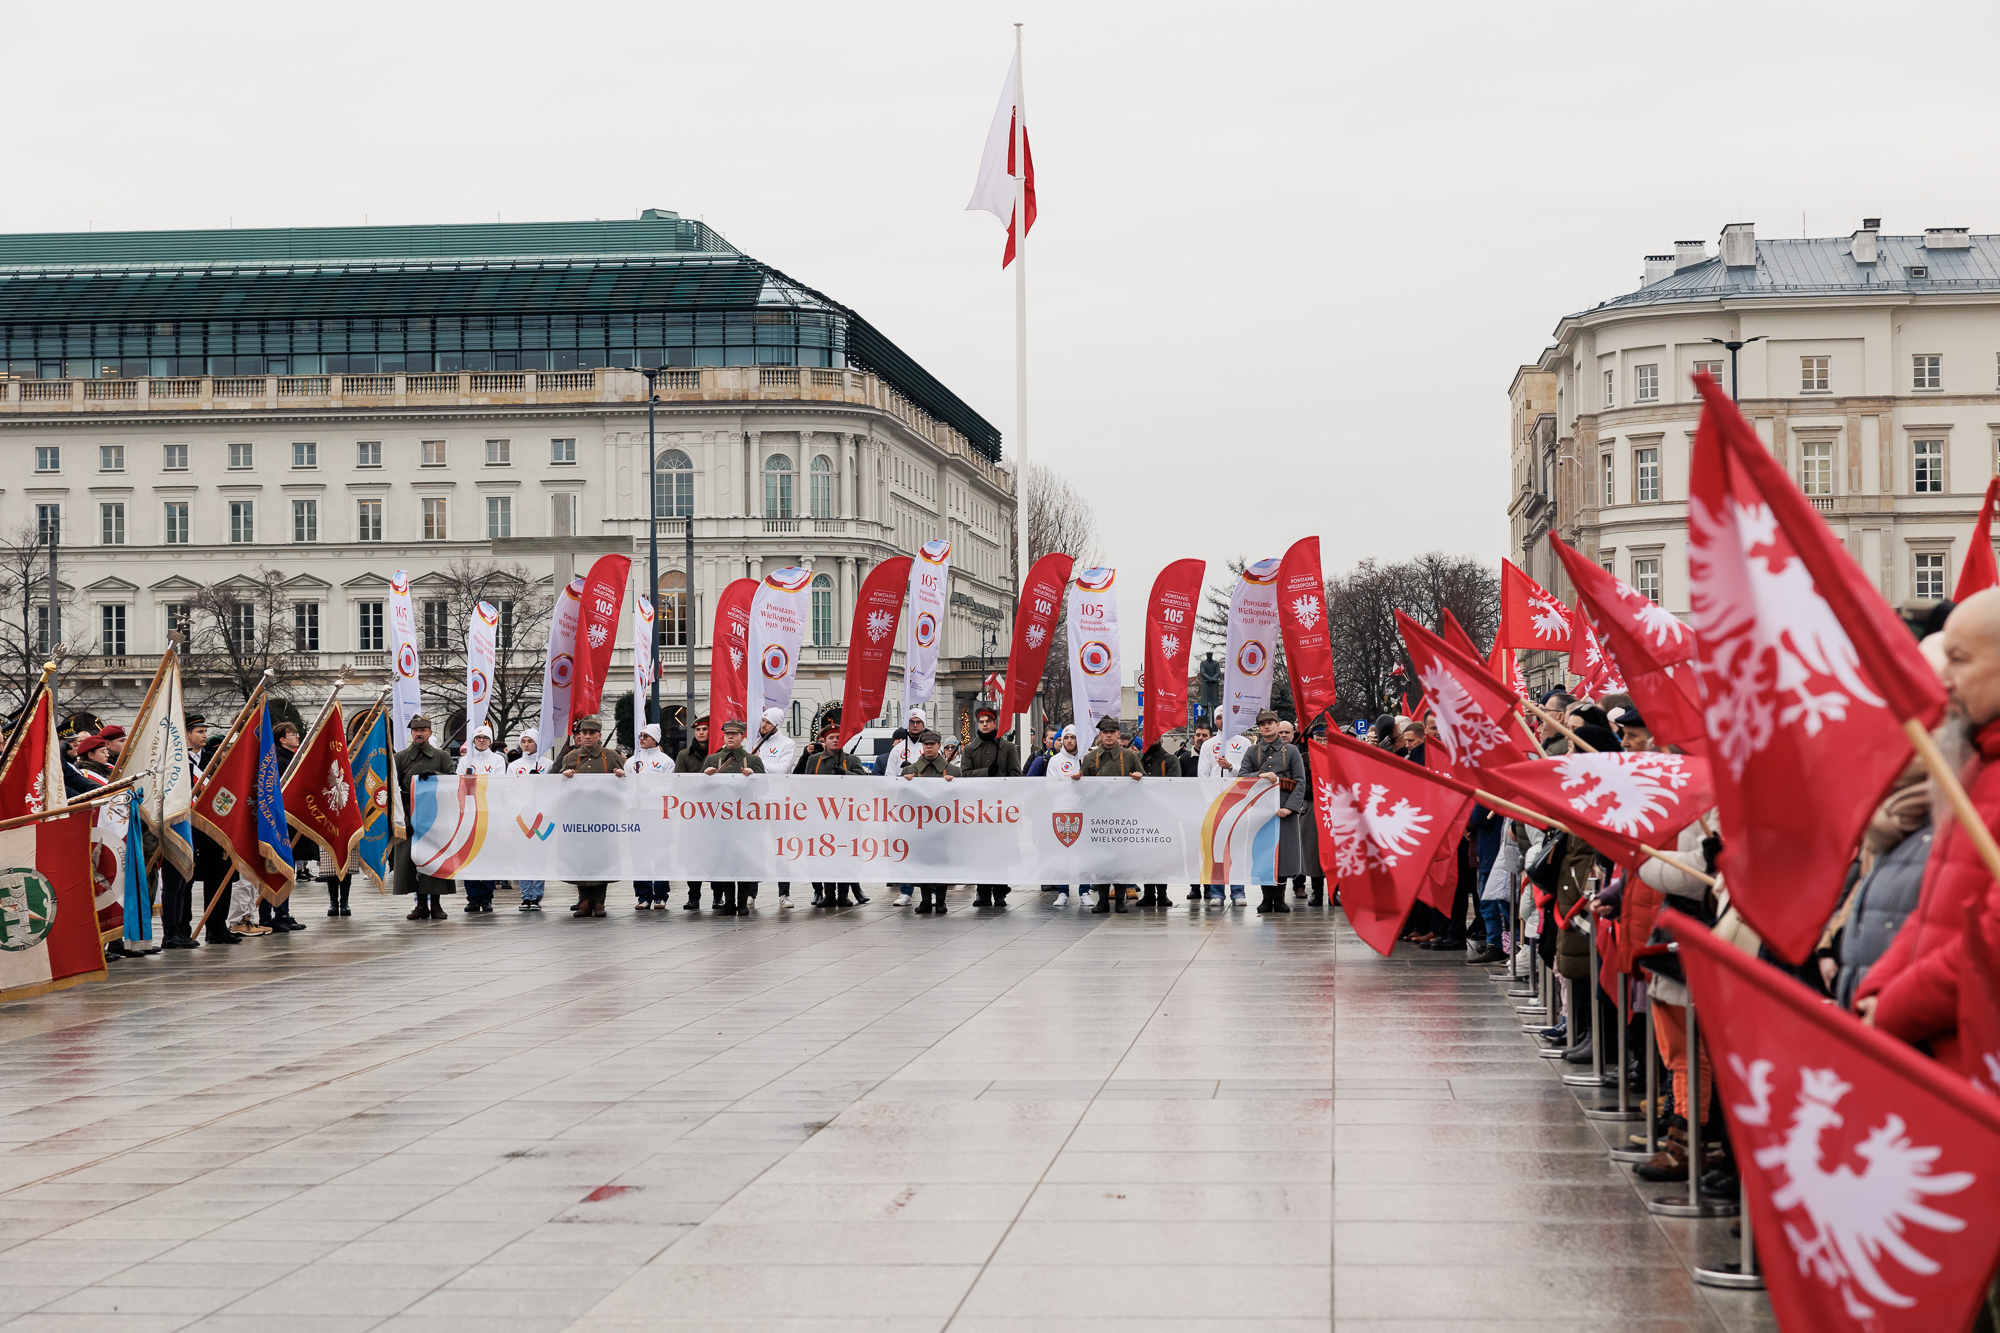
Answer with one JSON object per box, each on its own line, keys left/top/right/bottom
{"left": 0, "top": 211, "right": 1015, "bottom": 738}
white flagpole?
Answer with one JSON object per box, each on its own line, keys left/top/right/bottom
{"left": 1012, "top": 22, "right": 1033, "bottom": 761}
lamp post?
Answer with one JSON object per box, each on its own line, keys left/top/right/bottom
{"left": 1703, "top": 335, "right": 1766, "bottom": 403}
{"left": 636, "top": 367, "right": 662, "bottom": 736}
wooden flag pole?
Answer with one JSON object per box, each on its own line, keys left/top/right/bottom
{"left": 1903, "top": 717, "right": 2000, "bottom": 886}
{"left": 0, "top": 660, "right": 57, "bottom": 789}
{"left": 0, "top": 769, "right": 152, "bottom": 836}
{"left": 1464, "top": 784, "right": 1716, "bottom": 888}
{"left": 1519, "top": 698, "right": 1598, "bottom": 754}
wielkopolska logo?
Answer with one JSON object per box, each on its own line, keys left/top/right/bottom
{"left": 1237, "top": 639, "right": 1269, "bottom": 676}
{"left": 396, "top": 643, "right": 418, "bottom": 679}
{"left": 550, "top": 653, "right": 574, "bottom": 690}
{"left": 515, "top": 813, "right": 556, "bottom": 841}
{"left": 468, "top": 669, "right": 489, "bottom": 704}
{"left": 1079, "top": 641, "right": 1114, "bottom": 676}
{"left": 919, "top": 538, "right": 952, "bottom": 565}
{"left": 913, "top": 612, "right": 938, "bottom": 648}
{"left": 1051, "top": 812, "right": 1082, "bottom": 847}
{"left": 0, "top": 868, "right": 55, "bottom": 952}
{"left": 1074, "top": 566, "right": 1115, "bottom": 592}
{"left": 761, "top": 644, "right": 792, "bottom": 680}
{"left": 765, "top": 566, "right": 814, "bottom": 593}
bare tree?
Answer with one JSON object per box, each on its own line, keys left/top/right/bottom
{"left": 414, "top": 559, "right": 555, "bottom": 747}
{"left": 185, "top": 569, "right": 295, "bottom": 708}
{"left": 0, "top": 526, "right": 86, "bottom": 717}
{"left": 1024, "top": 463, "right": 1100, "bottom": 728}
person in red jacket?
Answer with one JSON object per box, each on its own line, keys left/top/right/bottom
{"left": 1857, "top": 590, "right": 2000, "bottom": 1077}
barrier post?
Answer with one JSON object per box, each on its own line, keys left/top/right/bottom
{"left": 1648, "top": 987, "right": 1737, "bottom": 1218}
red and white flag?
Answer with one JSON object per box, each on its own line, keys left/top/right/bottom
{"left": 570, "top": 553, "right": 631, "bottom": 722}
{"left": 1144, "top": 559, "right": 1204, "bottom": 748}
{"left": 1478, "top": 751, "right": 1713, "bottom": 871}
{"left": 1310, "top": 728, "right": 1472, "bottom": 956}
{"left": 707, "top": 578, "right": 758, "bottom": 754}
{"left": 1955, "top": 476, "right": 2000, "bottom": 602}
{"left": 1668, "top": 916, "right": 2000, "bottom": 1333}
{"left": 1003, "top": 552, "right": 1073, "bottom": 728}
{"left": 983, "top": 671, "right": 1005, "bottom": 699}
{"left": 1395, "top": 611, "right": 1537, "bottom": 771}
{"left": 1687, "top": 372, "right": 1944, "bottom": 962}
{"left": 1275, "top": 537, "right": 1335, "bottom": 724}
{"left": 0, "top": 802, "right": 103, "bottom": 1003}
{"left": 1959, "top": 900, "right": 2000, "bottom": 1097}
{"left": 837, "top": 557, "right": 912, "bottom": 748}
{"left": 1498, "top": 559, "right": 1572, "bottom": 652}
{"left": 966, "top": 50, "right": 1036, "bottom": 268}
{"left": 1566, "top": 607, "right": 1627, "bottom": 697}
{"left": 1549, "top": 535, "right": 1705, "bottom": 753}
{"left": 1439, "top": 607, "right": 1484, "bottom": 659}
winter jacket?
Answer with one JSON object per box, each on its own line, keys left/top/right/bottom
{"left": 1834, "top": 821, "right": 1932, "bottom": 1010}
{"left": 1482, "top": 821, "right": 1522, "bottom": 904}
{"left": 1859, "top": 717, "right": 2000, "bottom": 1075}
{"left": 1635, "top": 813, "right": 1714, "bottom": 1005}
{"left": 959, "top": 731, "right": 1022, "bottom": 778}
{"left": 1553, "top": 832, "right": 1600, "bottom": 980}
{"left": 1469, "top": 804, "right": 1505, "bottom": 890}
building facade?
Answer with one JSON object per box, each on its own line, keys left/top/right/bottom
{"left": 1512, "top": 219, "right": 2000, "bottom": 680}
{"left": 0, "top": 214, "right": 1016, "bottom": 739}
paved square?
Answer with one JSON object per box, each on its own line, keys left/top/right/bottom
{"left": 0, "top": 888, "right": 1773, "bottom": 1329}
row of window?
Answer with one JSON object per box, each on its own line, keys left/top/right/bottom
{"left": 37, "top": 493, "right": 585, "bottom": 547}
{"left": 1600, "top": 437, "right": 1956, "bottom": 505}
{"left": 1605, "top": 353, "right": 1992, "bottom": 408}
{"left": 1598, "top": 550, "right": 1953, "bottom": 607}
{"left": 33, "top": 438, "right": 581, "bottom": 475}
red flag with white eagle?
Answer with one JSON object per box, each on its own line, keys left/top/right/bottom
{"left": 0, "top": 803, "right": 104, "bottom": 1002}
{"left": 1566, "top": 606, "right": 1627, "bottom": 697}
{"left": 1687, "top": 372, "right": 1944, "bottom": 962}
{"left": 1439, "top": 607, "right": 1484, "bottom": 659}
{"left": 1395, "top": 611, "right": 1538, "bottom": 771}
{"left": 1311, "top": 729, "right": 1472, "bottom": 956}
{"left": 283, "top": 702, "right": 364, "bottom": 877}
{"left": 1478, "top": 751, "right": 1713, "bottom": 871}
{"left": 1498, "top": 559, "right": 1572, "bottom": 652}
{"left": 1275, "top": 537, "right": 1335, "bottom": 724}
{"left": 966, "top": 50, "right": 1036, "bottom": 267}
{"left": 1004, "top": 553, "right": 1074, "bottom": 727}
{"left": 570, "top": 553, "right": 631, "bottom": 722}
{"left": 1667, "top": 916, "right": 2000, "bottom": 1333}
{"left": 1954, "top": 476, "right": 2000, "bottom": 602}
{"left": 1549, "top": 535, "right": 1706, "bottom": 752}
{"left": 708, "top": 578, "right": 757, "bottom": 755}
{"left": 1958, "top": 900, "right": 2000, "bottom": 1097}
{"left": 838, "top": 556, "right": 913, "bottom": 749}
{"left": 1144, "top": 559, "right": 1205, "bottom": 748}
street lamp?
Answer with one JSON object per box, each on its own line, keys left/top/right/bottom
{"left": 1703, "top": 335, "right": 1767, "bottom": 403}
{"left": 635, "top": 367, "right": 664, "bottom": 740}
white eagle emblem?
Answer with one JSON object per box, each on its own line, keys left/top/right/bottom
{"left": 1159, "top": 631, "right": 1182, "bottom": 662}
{"left": 1025, "top": 624, "right": 1047, "bottom": 650}
{"left": 1529, "top": 591, "right": 1570, "bottom": 642}
{"left": 1417, "top": 659, "right": 1513, "bottom": 763}
{"left": 1731, "top": 1058, "right": 1973, "bottom": 1320}
{"left": 1615, "top": 577, "right": 1692, "bottom": 652}
{"left": 322, "top": 762, "right": 350, "bottom": 813}
{"left": 586, "top": 623, "right": 609, "bottom": 649}
{"left": 1689, "top": 495, "right": 1885, "bottom": 781}
{"left": 865, "top": 609, "right": 895, "bottom": 644}
{"left": 1322, "top": 779, "right": 1432, "bottom": 875}
{"left": 728, "top": 647, "right": 745, "bottom": 670}
{"left": 1290, "top": 594, "right": 1322, "bottom": 630}
{"left": 1553, "top": 752, "right": 1691, "bottom": 835}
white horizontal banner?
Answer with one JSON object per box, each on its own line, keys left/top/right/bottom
{"left": 410, "top": 775, "right": 1283, "bottom": 885}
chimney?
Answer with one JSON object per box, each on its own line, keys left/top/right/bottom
{"left": 1643, "top": 255, "right": 1675, "bottom": 286}
{"left": 1674, "top": 240, "right": 1706, "bottom": 270}
{"left": 1924, "top": 227, "right": 1972, "bottom": 250}
{"left": 1720, "top": 223, "right": 1757, "bottom": 269}
{"left": 1851, "top": 219, "right": 1878, "bottom": 265}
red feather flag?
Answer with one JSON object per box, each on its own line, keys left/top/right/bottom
{"left": 1003, "top": 553, "right": 1074, "bottom": 726}
{"left": 1498, "top": 558, "right": 1573, "bottom": 652}
{"left": 1667, "top": 917, "right": 2000, "bottom": 1333}
{"left": 838, "top": 556, "right": 914, "bottom": 748}
{"left": 569, "top": 553, "right": 631, "bottom": 721}
{"left": 1477, "top": 751, "right": 1713, "bottom": 871}
{"left": 1549, "top": 535, "right": 1706, "bottom": 752}
{"left": 1275, "top": 537, "right": 1335, "bottom": 724}
{"left": 1439, "top": 607, "right": 1483, "bottom": 660}
{"left": 706, "top": 579, "right": 758, "bottom": 754}
{"left": 1960, "top": 898, "right": 2000, "bottom": 1097}
{"left": 1686, "top": 372, "right": 1944, "bottom": 961}
{"left": 1144, "top": 559, "right": 1205, "bottom": 748}
{"left": 1395, "top": 611, "right": 1538, "bottom": 771}
{"left": 1310, "top": 729, "right": 1474, "bottom": 956}
{"left": 1955, "top": 476, "right": 2000, "bottom": 602}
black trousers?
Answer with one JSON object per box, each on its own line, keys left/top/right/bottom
{"left": 201, "top": 881, "right": 232, "bottom": 940}
{"left": 162, "top": 863, "right": 193, "bottom": 939}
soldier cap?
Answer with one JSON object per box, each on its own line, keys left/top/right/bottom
{"left": 408, "top": 714, "right": 433, "bottom": 730}
{"left": 1096, "top": 715, "right": 1121, "bottom": 733}
{"left": 1256, "top": 709, "right": 1280, "bottom": 724}
{"left": 575, "top": 716, "right": 602, "bottom": 733}
{"left": 918, "top": 730, "right": 942, "bottom": 745}
{"left": 974, "top": 704, "right": 998, "bottom": 718}
{"left": 721, "top": 718, "right": 746, "bottom": 735}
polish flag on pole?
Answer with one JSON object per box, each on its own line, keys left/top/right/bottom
{"left": 1955, "top": 475, "right": 2000, "bottom": 601}
{"left": 1498, "top": 559, "right": 1572, "bottom": 652}
{"left": 967, "top": 50, "right": 1036, "bottom": 267}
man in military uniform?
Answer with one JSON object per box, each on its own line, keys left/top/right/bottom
{"left": 557, "top": 716, "right": 626, "bottom": 916}
{"left": 796, "top": 720, "right": 868, "bottom": 906}
{"left": 392, "top": 715, "right": 457, "bottom": 921}
{"left": 1238, "top": 709, "right": 1307, "bottom": 914}
{"left": 900, "top": 731, "right": 958, "bottom": 914}
{"left": 1135, "top": 732, "right": 1181, "bottom": 907}
{"left": 702, "top": 719, "right": 764, "bottom": 915}
{"left": 957, "top": 703, "right": 1020, "bottom": 906}
{"left": 1077, "top": 716, "right": 1144, "bottom": 913}
{"left": 673, "top": 716, "right": 714, "bottom": 910}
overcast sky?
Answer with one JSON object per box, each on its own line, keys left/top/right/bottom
{"left": 8, "top": 0, "right": 2000, "bottom": 678}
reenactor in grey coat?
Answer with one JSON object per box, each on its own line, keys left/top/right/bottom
{"left": 1238, "top": 709, "right": 1308, "bottom": 914}
{"left": 392, "top": 715, "right": 458, "bottom": 921}
{"left": 901, "top": 732, "right": 959, "bottom": 915}
{"left": 957, "top": 703, "right": 1020, "bottom": 906}
{"left": 702, "top": 719, "right": 764, "bottom": 915}
{"left": 556, "top": 717, "right": 626, "bottom": 917}
{"left": 796, "top": 720, "right": 869, "bottom": 907}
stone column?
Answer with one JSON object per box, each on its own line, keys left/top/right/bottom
{"left": 838, "top": 556, "right": 855, "bottom": 644}
{"left": 601, "top": 435, "right": 618, "bottom": 522}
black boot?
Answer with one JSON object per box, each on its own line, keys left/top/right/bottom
{"left": 1309, "top": 880, "right": 1326, "bottom": 907}
{"left": 1257, "top": 887, "right": 1275, "bottom": 914}
{"left": 1091, "top": 887, "right": 1111, "bottom": 915}
{"left": 994, "top": 886, "right": 1010, "bottom": 906}
{"left": 1271, "top": 888, "right": 1291, "bottom": 914}
{"left": 932, "top": 886, "right": 947, "bottom": 915}
{"left": 915, "top": 887, "right": 935, "bottom": 915}
{"left": 973, "top": 886, "right": 992, "bottom": 907}
{"left": 683, "top": 883, "right": 701, "bottom": 910}
{"left": 1111, "top": 886, "right": 1128, "bottom": 914}
{"left": 328, "top": 886, "right": 342, "bottom": 917}
{"left": 848, "top": 884, "right": 869, "bottom": 905}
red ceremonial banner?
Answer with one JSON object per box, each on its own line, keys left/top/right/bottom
{"left": 283, "top": 702, "right": 364, "bottom": 876}
{"left": 1668, "top": 917, "right": 2000, "bottom": 1333}
{"left": 0, "top": 806, "right": 104, "bottom": 1003}
{"left": 1003, "top": 553, "right": 1075, "bottom": 725}
{"left": 1144, "top": 558, "right": 1205, "bottom": 748}
{"left": 1566, "top": 605, "right": 1627, "bottom": 697}
{"left": 708, "top": 578, "right": 758, "bottom": 755}
{"left": 0, "top": 688, "right": 59, "bottom": 818}
{"left": 191, "top": 714, "right": 290, "bottom": 899}
{"left": 1548, "top": 536, "right": 1705, "bottom": 752}
{"left": 838, "top": 556, "right": 914, "bottom": 748}
{"left": 1498, "top": 559, "right": 1573, "bottom": 652}
{"left": 1478, "top": 751, "right": 1712, "bottom": 870}
{"left": 1395, "top": 611, "right": 1538, "bottom": 771}
{"left": 570, "top": 553, "right": 631, "bottom": 721}
{"left": 1955, "top": 475, "right": 2000, "bottom": 602}
{"left": 1310, "top": 728, "right": 1473, "bottom": 956}
{"left": 1687, "top": 372, "right": 1942, "bottom": 962}
{"left": 1276, "top": 537, "right": 1335, "bottom": 724}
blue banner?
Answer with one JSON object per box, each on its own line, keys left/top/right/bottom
{"left": 122, "top": 791, "right": 151, "bottom": 943}
{"left": 352, "top": 708, "right": 395, "bottom": 892}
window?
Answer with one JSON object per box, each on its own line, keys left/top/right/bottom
{"left": 164, "top": 502, "right": 188, "bottom": 545}
{"left": 421, "top": 440, "right": 447, "bottom": 467}
{"left": 33, "top": 606, "right": 49, "bottom": 655}
{"left": 422, "top": 497, "right": 448, "bottom": 540}
{"left": 655, "top": 449, "right": 693, "bottom": 517}
{"left": 358, "top": 601, "right": 385, "bottom": 652}
{"left": 1634, "top": 447, "right": 1660, "bottom": 503}
{"left": 1601, "top": 453, "right": 1614, "bottom": 507}
{"left": 421, "top": 600, "right": 450, "bottom": 652}
{"left": 496, "top": 600, "right": 515, "bottom": 651}
{"left": 552, "top": 492, "right": 578, "bottom": 536}
{"left": 485, "top": 439, "right": 511, "bottom": 465}
{"left": 100, "top": 604, "right": 126, "bottom": 657}
{"left": 36, "top": 504, "right": 60, "bottom": 543}
{"left": 486, "top": 495, "right": 512, "bottom": 538}
{"left": 292, "top": 602, "right": 319, "bottom": 653}
{"left": 35, "top": 447, "right": 58, "bottom": 473}
{"left": 292, "top": 498, "right": 318, "bottom": 543}
{"left": 356, "top": 498, "right": 383, "bottom": 542}
{"left": 1800, "top": 441, "right": 1833, "bottom": 496}
{"left": 811, "top": 573, "right": 835, "bottom": 645}
{"left": 229, "top": 500, "right": 254, "bottom": 543}
{"left": 1635, "top": 364, "right": 1659, "bottom": 402}
{"left": 162, "top": 443, "right": 187, "bottom": 471}
{"left": 1915, "top": 355, "right": 1941, "bottom": 390}
{"left": 99, "top": 445, "right": 124, "bottom": 472}
{"left": 551, "top": 438, "right": 576, "bottom": 465}
{"left": 763, "top": 452, "right": 794, "bottom": 518}
{"left": 228, "top": 442, "right": 253, "bottom": 469}
{"left": 1633, "top": 557, "right": 1662, "bottom": 604}
{"left": 657, "top": 571, "right": 688, "bottom": 647}
{"left": 1695, "top": 359, "right": 1725, "bottom": 384}
{"left": 1914, "top": 439, "right": 1944, "bottom": 494}
{"left": 225, "top": 603, "right": 255, "bottom": 651}
{"left": 356, "top": 441, "right": 381, "bottom": 468}
{"left": 1915, "top": 552, "right": 1947, "bottom": 600}
{"left": 99, "top": 502, "right": 125, "bottom": 546}
{"left": 291, "top": 442, "right": 317, "bottom": 469}
{"left": 1801, "top": 356, "right": 1829, "bottom": 392}
{"left": 810, "top": 455, "right": 833, "bottom": 517}
{"left": 1604, "top": 369, "right": 1615, "bottom": 409}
